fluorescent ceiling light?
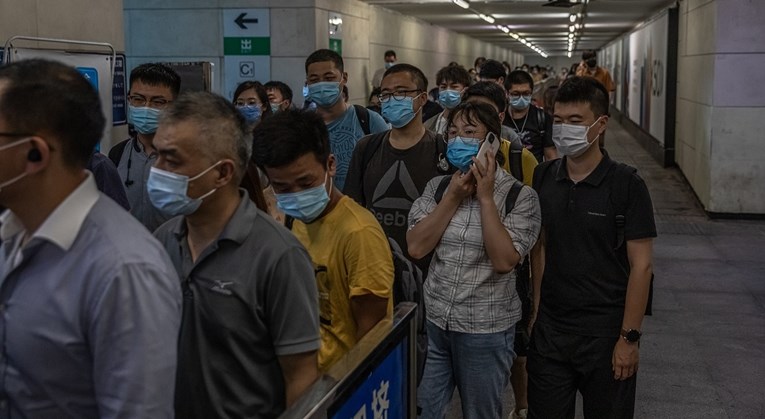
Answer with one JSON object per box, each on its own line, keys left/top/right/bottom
{"left": 569, "top": 15, "right": 576, "bottom": 23}
{"left": 569, "top": 25, "right": 575, "bottom": 32}
{"left": 452, "top": 0, "right": 470, "bottom": 9}
{"left": 568, "top": 52, "right": 572, "bottom": 58}
{"left": 498, "top": 25, "right": 510, "bottom": 33}
{"left": 511, "top": 33, "right": 519, "bottom": 39}
{"left": 479, "top": 14, "right": 495, "bottom": 24}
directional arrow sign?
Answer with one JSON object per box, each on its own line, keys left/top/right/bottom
{"left": 235, "top": 13, "right": 258, "bottom": 30}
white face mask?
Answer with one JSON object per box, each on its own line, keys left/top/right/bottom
{"left": 0, "top": 138, "right": 33, "bottom": 193}
{"left": 552, "top": 117, "right": 603, "bottom": 158}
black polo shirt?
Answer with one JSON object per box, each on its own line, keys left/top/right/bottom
{"left": 533, "top": 155, "right": 656, "bottom": 337}
{"left": 154, "top": 192, "right": 320, "bottom": 418}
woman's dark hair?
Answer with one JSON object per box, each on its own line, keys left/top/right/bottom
{"left": 233, "top": 81, "right": 273, "bottom": 121}
{"left": 445, "top": 101, "right": 505, "bottom": 167}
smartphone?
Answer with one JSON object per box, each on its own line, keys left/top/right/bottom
{"left": 475, "top": 132, "right": 500, "bottom": 168}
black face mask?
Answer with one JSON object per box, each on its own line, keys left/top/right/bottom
{"left": 586, "top": 58, "right": 597, "bottom": 68}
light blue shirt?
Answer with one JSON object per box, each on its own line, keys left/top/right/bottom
{"left": 0, "top": 174, "right": 182, "bottom": 419}
{"left": 326, "top": 105, "right": 388, "bottom": 190}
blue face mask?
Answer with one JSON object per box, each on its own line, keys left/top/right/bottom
{"left": 307, "top": 82, "right": 341, "bottom": 108}
{"left": 382, "top": 94, "right": 422, "bottom": 129}
{"left": 384, "top": 62, "right": 395, "bottom": 70}
{"left": 147, "top": 162, "right": 221, "bottom": 217}
{"left": 275, "top": 174, "right": 332, "bottom": 223}
{"left": 238, "top": 104, "right": 262, "bottom": 124}
{"left": 270, "top": 102, "right": 282, "bottom": 114}
{"left": 438, "top": 89, "right": 461, "bottom": 109}
{"left": 446, "top": 136, "right": 481, "bottom": 173}
{"left": 510, "top": 95, "right": 532, "bottom": 110}
{"left": 128, "top": 105, "right": 161, "bottom": 135}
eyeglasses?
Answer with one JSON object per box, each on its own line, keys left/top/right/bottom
{"left": 128, "top": 95, "right": 172, "bottom": 109}
{"left": 509, "top": 92, "right": 533, "bottom": 100}
{"left": 447, "top": 128, "right": 486, "bottom": 139}
{"left": 378, "top": 90, "right": 422, "bottom": 103}
{"left": 234, "top": 98, "right": 261, "bottom": 107}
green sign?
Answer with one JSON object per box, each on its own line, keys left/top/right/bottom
{"left": 223, "top": 37, "right": 270, "bottom": 56}
{"left": 329, "top": 38, "right": 342, "bottom": 55}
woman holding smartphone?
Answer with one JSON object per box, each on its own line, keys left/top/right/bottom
{"left": 408, "top": 101, "right": 541, "bottom": 418}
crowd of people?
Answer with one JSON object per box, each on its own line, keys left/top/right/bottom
{"left": 0, "top": 46, "right": 651, "bottom": 419}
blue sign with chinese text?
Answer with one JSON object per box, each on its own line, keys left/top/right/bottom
{"left": 112, "top": 54, "right": 127, "bottom": 126}
{"left": 330, "top": 341, "right": 406, "bottom": 419}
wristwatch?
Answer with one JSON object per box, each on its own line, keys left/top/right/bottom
{"left": 621, "top": 328, "right": 642, "bottom": 343}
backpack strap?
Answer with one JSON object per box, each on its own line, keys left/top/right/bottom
{"left": 508, "top": 138, "right": 524, "bottom": 183}
{"left": 107, "top": 138, "right": 131, "bottom": 167}
{"left": 503, "top": 181, "right": 525, "bottom": 216}
{"left": 607, "top": 162, "right": 654, "bottom": 316}
{"left": 609, "top": 163, "right": 637, "bottom": 250}
{"left": 284, "top": 215, "right": 294, "bottom": 230}
{"left": 353, "top": 104, "right": 371, "bottom": 136}
{"left": 433, "top": 176, "right": 452, "bottom": 204}
{"left": 354, "top": 131, "right": 390, "bottom": 202}
{"left": 536, "top": 106, "right": 547, "bottom": 137}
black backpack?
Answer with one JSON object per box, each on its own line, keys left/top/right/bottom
{"left": 533, "top": 159, "right": 655, "bottom": 315}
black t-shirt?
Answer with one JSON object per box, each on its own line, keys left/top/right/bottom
{"left": 344, "top": 130, "right": 449, "bottom": 274}
{"left": 504, "top": 106, "right": 553, "bottom": 163}
{"left": 533, "top": 155, "right": 656, "bottom": 337}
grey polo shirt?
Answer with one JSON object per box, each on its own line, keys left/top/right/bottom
{"left": 0, "top": 174, "right": 182, "bottom": 419}
{"left": 153, "top": 191, "right": 320, "bottom": 419}
{"left": 114, "top": 137, "right": 169, "bottom": 232}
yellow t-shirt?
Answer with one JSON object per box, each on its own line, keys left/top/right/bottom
{"left": 499, "top": 139, "right": 539, "bottom": 187}
{"left": 291, "top": 196, "right": 394, "bottom": 371}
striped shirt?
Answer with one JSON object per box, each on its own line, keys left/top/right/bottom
{"left": 409, "top": 168, "right": 541, "bottom": 334}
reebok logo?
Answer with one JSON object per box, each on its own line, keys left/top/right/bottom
{"left": 371, "top": 161, "right": 420, "bottom": 227}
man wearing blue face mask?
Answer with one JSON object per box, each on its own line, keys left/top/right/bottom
{"left": 371, "top": 49, "right": 397, "bottom": 89}
{"left": 527, "top": 77, "right": 656, "bottom": 419}
{"left": 304, "top": 49, "right": 388, "bottom": 190}
{"left": 151, "top": 92, "right": 321, "bottom": 418}
{"left": 424, "top": 64, "right": 471, "bottom": 136}
{"left": 504, "top": 70, "right": 558, "bottom": 163}
{"left": 253, "top": 109, "right": 394, "bottom": 372}
{"left": 109, "top": 62, "right": 180, "bottom": 232}
{"left": 344, "top": 63, "right": 453, "bottom": 276}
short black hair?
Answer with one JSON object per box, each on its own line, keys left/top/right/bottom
{"left": 479, "top": 60, "right": 506, "bottom": 81}
{"left": 383, "top": 63, "right": 428, "bottom": 91}
{"left": 462, "top": 81, "right": 507, "bottom": 114}
{"left": 252, "top": 110, "right": 330, "bottom": 169}
{"left": 233, "top": 81, "right": 273, "bottom": 119}
{"left": 436, "top": 65, "right": 471, "bottom": 87}
{"left": 445, "top": 101, "right": 504, "bottom": 166}
{"left": 129, "top": 63, "right": 181, "bottom": 98}
{"left": 0, "top": 59, "right": 105, "bottom": 168}
{"left": 555, "top": 76, "right": 610, "bottom": 117}
{"left": 506, "top": 69, "right": 535, "bottom": 91}
{"left": 305, "top": 49, "right": 344, "bottom": 73}
{"left": 264, "top": 81, "right": 293, "bottom": 102}
{"left": 161, "top": 91, "right": 251, "bottom": 183}
{"left": 474, "top": 57, "right": 487, "bottom": 68}
{"left": 384, "top": 50, "right": 397, "bottom": 58}
{"left": 582, "top": 50, "right": 597, "bottom": 60}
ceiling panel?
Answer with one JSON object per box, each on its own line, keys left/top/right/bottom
{"left": 359, "top": 0, "right": 677, "bottom": 57}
